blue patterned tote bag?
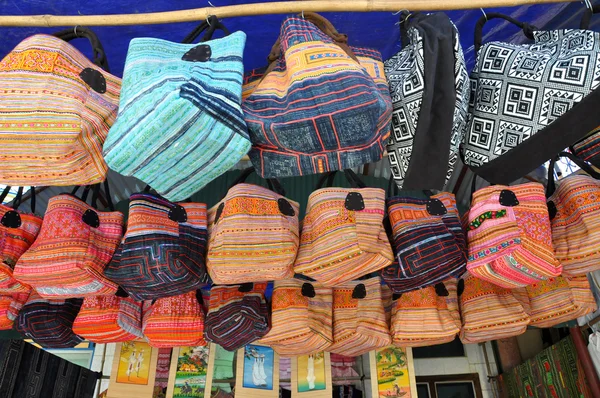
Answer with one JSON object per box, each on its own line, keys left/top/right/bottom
{"left": 103, "top": 17, "right": 250, "bottom": 202}
{"left": 463, "top": 12, "right": 600, "bottom": 184}
{"left": 242, "top": 12, "right": 392, "bottom": 178}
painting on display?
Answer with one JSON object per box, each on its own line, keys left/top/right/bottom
{"left": 235, "top": 344, "right": 279, "bottom": 398}
{"left": 370, "top": 346, "right": 417, "bottom": 398}
{"left": 296, "top": 352, "right": 326, "bottom": 392}
{"left": 116, "top": 341, "right": 153, "bottom": 385}
{"left": 166, "top": 346, "right": 210, "bottom": 398}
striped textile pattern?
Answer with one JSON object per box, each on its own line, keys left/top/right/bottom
{"left": 0, "top": 292, "right": 29, "bottom": 330}
{"left": 294, "top": 187, "right": 393, "bottom": 286}
{"left": 523, "top": 276, "right": 597, "bottom": 328}
{"left": 459, "top": 273, "right": 530, "bottom": 344}
{"left": 381, "top": 193, "right": 467, "bottom": 293}
{"left": 204, "top": 283, "right": 270, "bottom": 351}
{"left": 104, "top": 194, "right": 209, "bottom": 300}
{"left": 0, "top": 204, "right": 42, "bottom": 294}
{"left": 548, "top": 174, "right": 600, "bottom": 276}
{"left": 241, "top": 14, "right": 392, "bottom": 178}
{"left": 142, "top": 291, "right": 206, "bottom": 348}
{"left": 327, "top": 277, "right": 390, "bottom": 357}
{"left": 207, "top": 183, "right": 299, "bottom": 284}
{"left": 466, "top": 183, "right": 561, "bottom": 288}
{"left": 103, "top": 33, "right": 251, "bottom": 202}
{"left": 573, "top": 128, "right": 600, "bottom": 168}
{"left": 258, "top": 279, "right": 333, "bottom": 356}
{"left": 0, "top": 34, "right": 121, "bottom": 186}
{"left": 390, "top": 278, "right": 461, "bottom": 347}
{"left": 13, "top": 194, "right": 123, "bottom": 298}
{"left": 72, "top": 295, "right": 143, "bottom": 343}
{"left": 16, "top": 291, "right": 84, "bottom": 348}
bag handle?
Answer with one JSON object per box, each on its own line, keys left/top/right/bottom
{"left": 0, "top": 186, "right": 36, "bottom": 214}
{"left": 546, "top": 151, "right": 600, "bottom": 197}
{"left": 580, "top": 5, "right": 600, "bottom": 29}
{"left": 71, "top": 179, "right": 115, "bottom": 211}
{"left": 52, "top": 27, "right": 110, "bottom": 72}
{"left": 229, "top": 167, "right": 287, "bottom": 196}
{"left": 474, "top": 13, "right": 536, "bottom": 52}
{"left": 182, "top": 16, "right": 231, "bottom": 43}
{"left": 315, "top": 169, "right": 367, "bottom": 189}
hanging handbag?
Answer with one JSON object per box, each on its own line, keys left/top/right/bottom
{"left": 16, "top": 291, "right": 84, "bottom": 348}
{"left": 0, "top": 187, "right": 42, "bottom": 295}
{"left": 242, "top": 12, "right": 392, "bottom": 178}
{"left": 465, "top": 182, "right": 561, "bottom": 288}
{"left": 103, "top": 17, "right": 250, "bottom": 202}
{"left": 72, "top": 290, "right": 143, "bottom": 343}
{"left": 546, "top": 152, "right": 600, "bottom": 276}
{"left": 572, "top": 126, "right": 600, "bottom": 168}
{"left": 258, "top": 278, "right": 333, "bottom": 356}
{"left": 204, "top": 282, "right": 270, "bottom": 351}
{"left": 294, "top": 170, "right": 393, "bottom": 286}
{"left": 390, "top": 278, "right": 461, "bottom": 347}
{"left": 458, "top": 272, "right": 530, "bottom": 344}
{"left": 207, "top": 168, "right": 299, "bottom": 284}
{"left": 521, "top": 275, "right": 597, "bottom": 328}
{"left": 328, "top": 277, "right": 391, "bottom": 357}
{"left": 385, "top": 12, "right": 469, "bottom": 190}
{"left": 381, "top": 180, "right": 467, "bottom": 293}
{"left": 463, "top": 12, "right": 600, "bottom": 184}
{"left": 142, "top": 290, "right": 206, "bottom": 348}
{"left": 104, "top": 191, "right": 210, "bottom": 300}
{"left": 0, "top": 292, "right": 29, "bottom": 330}
{"left": 0, "top": 28, "right": 120, "bottom": 186}
{"left": 14, "top": 182, "right": 124, "bottom": 298}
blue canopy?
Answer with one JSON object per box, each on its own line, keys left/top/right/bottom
{"left": 0, "top": 1, "right": 597, "bottom": 76}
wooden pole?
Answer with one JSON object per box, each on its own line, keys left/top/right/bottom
{"left": 0, "top": 0, "right": 577, "bottom": 27}
{"left": 569, "top": 327, "right": 600, "bottom": 398}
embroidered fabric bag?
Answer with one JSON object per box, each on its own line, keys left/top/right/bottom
{"left": 72, "top": 291, "right": 143, "bottom": 343}
{"left": 204, "top": 282, "right": 270, "bottom": 351}
{"left": 572, "top": 127, "right": 600, "bottom": 168}
{"left": 104, "top": 192, "right": 209, "bottom": 300}
{"left": 385, "top": 12, "right": 469, "bottom": 190}
{"left": 258, "top": 278, "right": 332, "bottom": 356}
{"left": 328, "top": 277, "right": 390, "bottom": 357}
{"left": 458, "top": 273, "right": 530, "bottom": 344}
{"left": 242, "top": 12, "right": 392, "bottom": 178}
{"left": 0, "top": 28, "right": 120, "bottom": 186}
{"left": 390, "top": 279, "right": 461, "bottom": 347}
{"left": 0, "top": 187, "right": 42, "bottom": 295}
{"left": 294, "top": 170, "right": 393, "bottom": 286}
{"left": 103, "top": 18, "right": 250, "bottom": 202}
{"left": 207, "top": 169, "right": 299, "bottom": 284}
{"left": 546, "top": 153, "right": 600, "bottom": 276}
{"left": 381, "top": 187, "right": 467, "bottom": 293}
{"left": 0, "top": 292, "right": 29, "bottom": 330}
{"left": 16, "top": 291, "right": 84, "bottom": 348}
{"left": 466, "top": 182, "right": 561, "bottom": 288}
{"left": 463, "top": 12, "right": 600, "bottom": 184}
{"left": 14, "top": 183, "right": 124, "bottom": 298}
{"left": 142, "top": 290, "right": 206, "bottom": 348}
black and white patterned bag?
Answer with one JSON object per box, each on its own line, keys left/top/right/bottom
{"left": 385, "top": 12, "right": 469, "bottom": 190}
{"left": 463, "top": 12, "right": 600, "bottom": 184}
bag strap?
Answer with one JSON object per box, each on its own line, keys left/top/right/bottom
{"left": 52, "top": 27, "right": 110, "bottom": 72}
{"left": 580, "top": 5, "right": 600, "bottom": 29}
{"left": 546, "top": 151, "right": 600, "bottom": 197}
{"left": 71, "top": 179, "right": 114, "bottom": 211}
{"left": 182, "top": 16, "right": 231, "bottom": 43}
{"left": 229, "top": 167, "right": 286, "bottom": 196}
{"left": 315, "top": 169, "right": 367, "bottom": 189}
{"left": 474, "top": 13, "right": 536, "bottom": 52}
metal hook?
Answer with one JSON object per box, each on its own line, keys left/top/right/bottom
{"left": 393, "top": 9, "right": 409, "bottom": 15}
{"left": 480, "top": 8, "right": 488, "bottom": 21}
{"left": 206, "top": 15, "right": 212, "bottom": 26}
{"left": 301, "top": 10, "right": 305, "bottom": 19}
{"left": 582, "top": 0, "right": 593, "bottom": 11}
{"left": 74, "top": 25, "right": 80, "bottom": 36}
{"left": 208, "top": 0, "right": 216, "bottom": 6}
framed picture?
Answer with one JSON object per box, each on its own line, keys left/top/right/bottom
{"left": 370, "top": 346, "right": 417, "bottom": 398}
{"left": 166, "top": 345, "right": 211, "bottom": 398}
{"left": 235, "top": 344, "right": 279, "bottom": 397}
{"left": 108, "top": 342, "right": 158, "bottom": 398}
{"left": 291, "top": 352, "right": 332, "bottom": 397}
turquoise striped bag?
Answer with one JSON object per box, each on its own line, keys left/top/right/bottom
{"left": 103, "top": 17, "right": 250, "bottom": 202}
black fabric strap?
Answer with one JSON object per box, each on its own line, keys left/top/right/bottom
{"left": 230, "top": 167, "right": 286, "bottom": 196}
{"left": 546, "top": 152, "right": 600, "bottom": 197}
{"left": 11, "top": 187, "right": 23, "bottom": 210}
{"left": 52, "top": 27, "right": 110, "bottom": 71}
{"left": 387, "top": 175, "right": 400, "bottom": 197}
{"left": 474, "top": 13, "right": 536, "bottom": 52}
{"left": 580, "top": 5, "right": 600, "bottom": 29}
{"left": 30, "top": 187, "right": 36, "bottom": 214}
{"left": 0, "top": 186, "right": 11, "bottom": 204}
{"left": 182, "top": 16, "right": 230, "bottom": 43}
{"left": 315, "top": 170, "right": 367, "bottom": 189}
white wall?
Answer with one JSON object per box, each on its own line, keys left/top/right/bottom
{"left": 90, "top": 343, "right": 117, "bottom": 397}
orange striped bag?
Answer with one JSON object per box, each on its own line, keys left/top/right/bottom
{"left": 328, "top": 277, "right": 390, "bottom": 357}
{"left": 546, "top": 153, "right": 600, "bottom": 276}
{"left": 390, "top": 279, "right": 461, "bottom": 347}
{"left": 459, "top": 273, "right": 530, "bottom": 344}
{"left": 0, "top": 28, "right": 121, "bottom": 186}
{"left": 14, "top": 186, "right": 123, "bottom": 298}
{"left": 0, "top": 187, "right": 42, "bottom": 295}
{"left": 522, "top": 276, "right": 597, "bottom": 328}
{"left": 258, "top": 278, "right": 333, "bottom": 356}
{"left": 0, "top": 292, "right": 29, "bottom": 330}
{"left": 466, "top": 182, "right": 561, "bottom": 288}
{"left": 142, "top": 290, "right": 206, "bottom": 348}
{"left": 294, "top": 170, "right": 394, "bottom": 286}
{"left": 207, "top": 169, "right": 299, "bottom": 284}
